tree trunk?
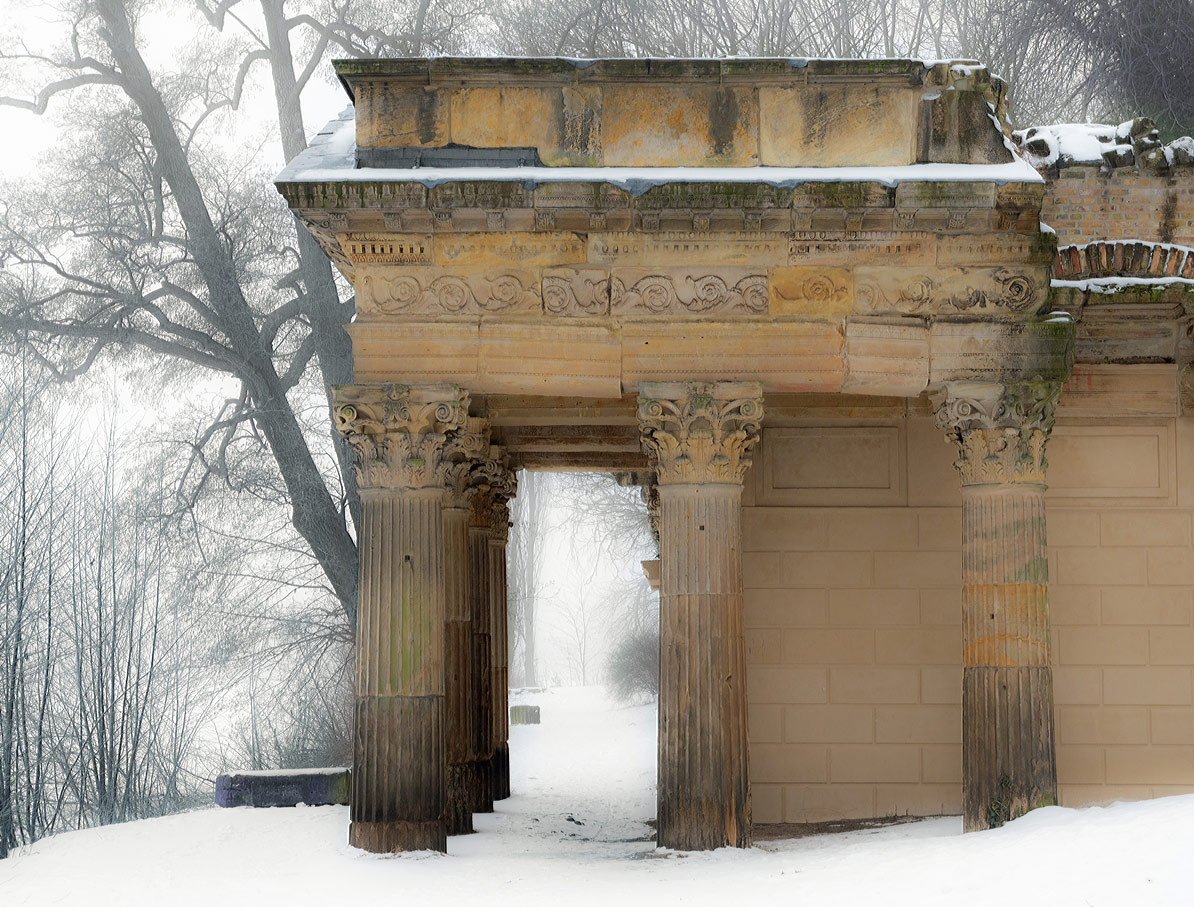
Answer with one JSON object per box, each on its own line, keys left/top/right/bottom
{"left": 260, "top": 0, "right": 360, "bottom": 536}
{"left": 94, "top": 0, "right": 359, "bottom": 623}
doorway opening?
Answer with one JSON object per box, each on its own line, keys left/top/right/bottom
{"left": 493, "top": 471, "right": 659, "bottom": 851}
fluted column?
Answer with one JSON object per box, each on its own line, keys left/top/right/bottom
{"left": 443, "top": 419, "right": 490, "bottom": 836}
{"left": 638, "top": 381, "right": 763, "bottom": 851}
{"left": 488, "top": 488, "right": 515, "bottom": 801}
{"left": 934, "top": 380, "right": 1064, "bottom": 832}
{"left": 465, "top": 450, "right": 516, "bottom": 811}
{"left": 466, "top": 487, "right": 495, "bottom": 814}
{"left": 469, "top": 452, "right": 516, "bottom": 803}
{"left": 334, "top": 383, "right": 468, "bottom": 854}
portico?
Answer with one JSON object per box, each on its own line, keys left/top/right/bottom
{"left": 277, "top": 57, "right": 1075, "bottom": 852}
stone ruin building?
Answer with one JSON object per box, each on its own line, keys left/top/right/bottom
{"left": 274, "top": 57, "right": 1194, "bottom": 853}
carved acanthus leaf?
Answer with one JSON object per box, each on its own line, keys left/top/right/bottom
{"left": 952, "top": 428, "right": 1049, "bottom": 485}
{"left": 932, "top": 381, "right": 1063, "bottom": 485}
{"left": 333, "top": 384, "right": 469, "bottom": 490}
{"left": 468, "top": 448, "right": 518, "bottom": 539}
{"left": 443, "top": 418, "right": 492, "bottom": 507}
{"left": 640, "top": 478, "right": 661, "bottom": 544}
{"left": 638, "top": 382, "right": 764, "bottom": 485}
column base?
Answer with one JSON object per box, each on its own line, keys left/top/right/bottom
{"left": 446, "top": 763, "right": 475, "bottom": 835}
{"left": 349, "top": 819, "right": 447, "bottom": 854}
{"left": 658, "top": 800, "right": 752, "bottom": 851}
{"left": 493, "top": 743, "right": 510, "bottom": 801}
{"left": 963, "top": 665, "right": 1058, "bottom": 832}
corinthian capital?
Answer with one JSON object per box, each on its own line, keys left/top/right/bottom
{"left": 333, "top": 383, "right": 469, "bottom": 490}
{"left": 638, "top": 382, "right": 764, "bottom": 485}
{"left": 468, "top": 447, "right": 518, "bottom": 540}
{"left": 932, "top": 380, "right": 1064, "bottom": 486}
{"left": 641, "top": 477, "right": 660, "bottom": 545}
{"left": 443, "top": 418, "right": 492, "bottom": 508}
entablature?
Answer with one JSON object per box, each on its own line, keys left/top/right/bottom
{"left": 277, "top": 56, "right": 1079, "bottom": 413}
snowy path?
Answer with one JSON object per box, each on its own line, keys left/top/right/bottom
{"left": 2, "top": 686, "right": 1193, "bottom": 906}
{"left": 464, "top": 686, "right": 657, "bottom": 860}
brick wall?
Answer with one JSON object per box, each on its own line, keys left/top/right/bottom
{"left": 744, "top": 409, "right": 1194, "bottom": 822}
{"left": 1041, "top": 166, "right": 1194, "bottom": 246}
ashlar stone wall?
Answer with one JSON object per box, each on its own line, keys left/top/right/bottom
{"left": 743, "top": 394, "right": 1194, "bottom": 823}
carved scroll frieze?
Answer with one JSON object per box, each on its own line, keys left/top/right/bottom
{"left": 769, "top": 267, "right": 853, "bottom": 316}
{"left": 542, "top": 269, "right": 611, "bottom": 315}
{"left": 638, "top": 382, "right": 764, "bottom": 485}
{"left": 611, "top": 269, "right": 768, "bottom": 317}
{"left": 855, "top": 266, "right": 1043, "bottom": 317}
{"left": 334, "top": 383, "right": 469, "bottom": 490}
{"left": 357, "top": 267, "right": 540, "bottom": 317}
{"left": 932, "top": 381, "right": 1064, "bottom": 485}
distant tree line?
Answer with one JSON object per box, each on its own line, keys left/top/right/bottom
{"left": 491, "top": 0, "right": 1194, "bottom": 134}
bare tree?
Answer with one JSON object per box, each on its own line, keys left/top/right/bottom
{"left": 0, "top": 0, "right": 495, "bottom": 631}
{"left": 509, "top": 470, "right": 556, "bottom": 687}
{"left": 552, "top": 584, "right": 599, "bottom": 686}
{"left": 1018, "top": 0, "right": 1194, "bottom": 136}
{"left": 0, "top": 340, "right": 62, "bottom": 855}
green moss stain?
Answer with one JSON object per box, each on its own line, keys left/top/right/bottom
{"left": 986, "top": 774, "right": 1014, "bottom": 828}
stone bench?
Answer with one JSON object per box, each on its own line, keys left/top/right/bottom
{"left": 215, "top": 767, "right": 350, "bottom": 808}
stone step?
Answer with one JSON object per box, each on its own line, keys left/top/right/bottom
{"left": 510, "top": 704, "right": 541, "bottom": 725}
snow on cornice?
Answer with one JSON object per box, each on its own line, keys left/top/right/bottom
{"left": 277, "top": 107, "right": 1042, "bottom": 193}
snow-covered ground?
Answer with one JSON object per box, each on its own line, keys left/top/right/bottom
{"left": 3, "top": 686, "right": 1192, "bottom": 906}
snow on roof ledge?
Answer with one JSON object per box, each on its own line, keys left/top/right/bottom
{"left": 277, "top": 108, "right": 1042, "bottom": 193}
{"left": 1014, "top": 118, "right": 1194, "bottom": 171}
{"left": 330, "top": 56, "right": 986, "bottom": 89}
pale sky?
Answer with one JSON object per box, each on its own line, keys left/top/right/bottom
{"left": 0, "top": 3, "right": 352, "bottom": 180}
